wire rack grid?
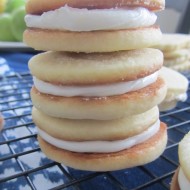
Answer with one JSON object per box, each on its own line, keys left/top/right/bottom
{"left": 0, "top": 71, "right": 190, "bottom": 190}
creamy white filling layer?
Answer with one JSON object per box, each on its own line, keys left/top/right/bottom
{"left": 176, "top": 93, "right": 188, "bottom": 102}
{"left": 178, "top": 167, "right": 190, "bottom": 190}
{"left": 25, "top": 6, "right": 157, "bottom": 31}
{"left": 165, "top": 93, "right": 188, "bottom": 103}
{"left": 37, "top": 120, "right": 160, "bottom": 153}
{"left": 33, "top": 72, "right": 158, "bottom": 97}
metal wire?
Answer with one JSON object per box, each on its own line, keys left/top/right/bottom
{"left": 0, "top": 72, "right": 190, "bottom": 190}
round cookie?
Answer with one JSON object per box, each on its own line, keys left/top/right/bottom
{"left": 170, "top": 61, "right": 190, "bottom": 72}
{"left": 29, "top": 48, "right": 163, "bottom": 85}
{"left": 154, "top": 34, "right": 190, "bottom": 52}
{"left": 179, "top": 131, "right": 190, "bottom": 183}
{"left": 171, "top": 132, "right": 190, "bottom": 190}
{"left": 164, "top": 49, "right": 190, "bottom": 59}
{"left": 159, "top": 100, "right": 179, "bottom": 112}
{"left": 164, "top": 57, "right": 190, "bottom": 67}
{"left": 24, "top": 27, "right": 162, "bottom": 52}
{"left": 26, "top": 0, "right": 165, "bottom": 14}
{"left": 159, "top": 67, "right": 188, "bottom": 111}
{"left": 31, "top": 77, "right": 167, "bottom": 120}
{"left": 38, "top": 122, "right": 167, "bottom": 171}
{"left": 32, "top": 106, "right": 159, "bottom": 141}
{"left": 163, "top": 48, "right": 190, "bottom": 68}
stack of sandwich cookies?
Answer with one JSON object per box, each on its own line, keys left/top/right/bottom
{"left": 24, "top": 0, "right": 167, "bottom": 171}
{"left": 154, "top": 34, "right": 190, "bottom": 71}
{"left": 29, "top": 50, "right": 167, "bottom": 171}
{"left": 159, "top": 67, "right": 189, "bottom": 112}
{"left": 171, "top": 131, "right": 190, "bottom": 190}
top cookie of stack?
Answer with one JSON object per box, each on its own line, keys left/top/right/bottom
{"left": 24, "top": 0, "right": 167, "bottom": 171}
{"left": 24, "top": 0, "right": 164, "bottom": 52}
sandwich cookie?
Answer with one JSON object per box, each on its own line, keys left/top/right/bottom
{"left": 33, "top": 106, "right": 159, "bottom": 141}
{"left": 38, "top": 122, "right": 167, "bottom": 171}
{"left": 159, "top": 67, "right": 188, "bottom": 111}
{"left": 164, "top": 49, "right": 190, "bottom": 60}
{"left": 164, "top": 49, "right": 190, "bottom": 68}
{"left": 154, "top": 34, "right": 190, "bottom": 71}
{"left": 31, "top": 78, "right": 166, "bottom": 120}
{"left": 170, "top": 62, "right": 190, "bottom": 72}
{"left": 30, "top": 49, "right": 166, "bottom": 120}
{"left": 24, "top": 0, "right": 164, "bottom": 52}
{"left": 154, "top": 34, "right": 190, "bottom": 52}
{"left": 171, "top": 131, "right": 190, "bottom": 190}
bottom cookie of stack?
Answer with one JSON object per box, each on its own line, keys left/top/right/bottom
{"left": 33, "top": 106, "right": 167, "bottom": 171}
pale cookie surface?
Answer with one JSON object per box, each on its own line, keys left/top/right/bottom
{"left": 164, "top": 49, "right": 190, "bottom": 59}
{"left": 31, "top": 77, "right": 167, "bottom": 120}
{"left": 154, "top": 34, "right": 190, "bottom": 52}
{"left": 164, "top": 57, "right": 190, "bottom": 67}
{"left": 159, "top": 67, "right": 188, "bottom": 102}
{"left": 179, "top": 131, "right": 190, "bottom": 182}
{"left": 25, "top": 0, "right": 165, "bottom": 14}
{"left": 32, "top": 106, "right": 159, "bottom": 141}
{"left": 29, "top": 49, "right": 163, "bottom": 85}
{"left": 24, "top": 26, "right": 162, "bottom": 52}
{"left": 159, "top": 100, "right": 177, "bottom": 112}
{"left": 38, "top": 122, "right": 167, "bottom": 171}
{"left": 170, "top": 61, "right": 190, "bottom": 72}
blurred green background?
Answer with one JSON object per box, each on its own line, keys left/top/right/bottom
{"left": 0, "top": 0, "right": 26, "bottom": 42}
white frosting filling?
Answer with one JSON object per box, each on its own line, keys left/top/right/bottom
{"left": 176, "top": 93, "right": 188, "bottom": 102}
{"left": 178, "top": 167, "right": 190, "bottom": 190}
{"left": 25, "top": 6, "right": 157, "bottom": 31}
{"left": 33, "top": 72, "right": 158, "bottom": 97}
{"left": 164, "top": 93, "right": 188, "bottom": 103}
{"left": 37, "top": 120, "right": 160, "bottom": 153}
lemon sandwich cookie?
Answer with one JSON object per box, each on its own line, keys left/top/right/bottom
{"left": 164, "top": 49, "right": 190, "bottom": 68}
{"left": 33, "top": 105, "right": 167, "bottom": 171}
{"left": 154, "top": 34, "right": 190, "bottom": 71}
{"left": 24, "top": 0, "right": 164, "bottom": 52}
{"left": 38, "top": 122, "right": 167, "bottom": 171}
{"left": 159, "top": 67, "right": 189, "bottom": 111}
{"left": 30, "top": 49, "right": 167, "bottom": 120}
{"left": 171, "top": 131, "right": 190, "bottom": 190}
{"left": 155, "top": 34, "right": 190, "bottom": 52}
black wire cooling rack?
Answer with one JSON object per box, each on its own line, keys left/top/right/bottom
{"left": 0, "top": 72, "right": 190, "bottom": 190}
